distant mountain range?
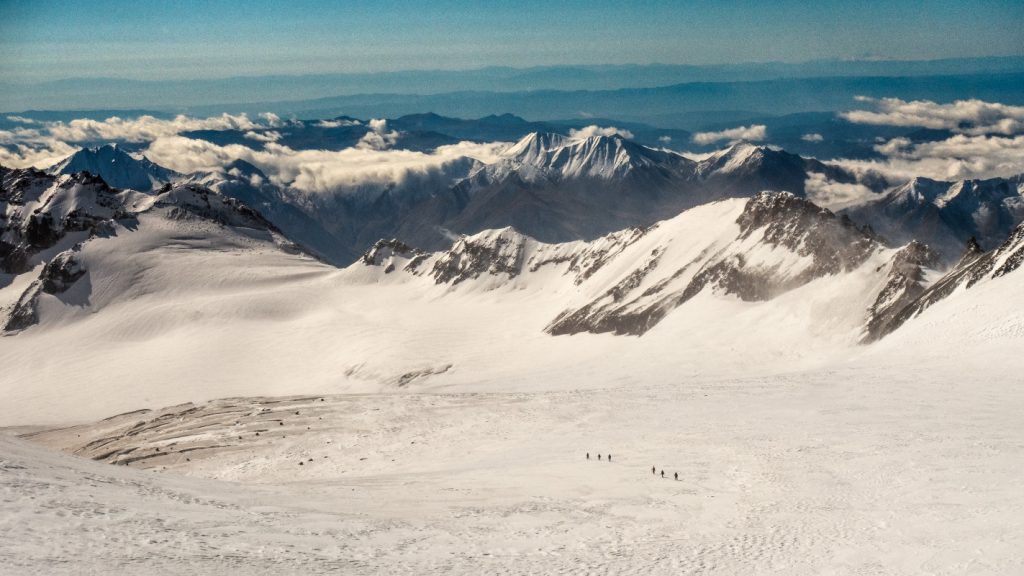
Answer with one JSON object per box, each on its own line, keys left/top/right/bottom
{"left": 4, "top": 56, "right": 1024, "bottom": 111}
{"left": 13, "top": 133, "right": 1021, "bottom": 269}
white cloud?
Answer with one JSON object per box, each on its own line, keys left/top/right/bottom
{"left": 5, "top": 116, "right": 37, "bottom": 125}
{"left": 658, "top": 135, "right": 672, "bottom": 144}
{"left": 0, "top": 113, "right": 290, "bottom": 169}
{"left": 142, "top": 135, "right": 508, "bottom": 195}
{"left": 801, "top": 133, "right": 824, "bottom": 142}
{"left": 833, "top": 134, "right": 1024, "bottom": 182}
{"left": 257, "top": 112, "right": 285, "bottom": 127}
{"left": 0, "top": 140, "right": 78, "bottom": 169}
{"left": 568, "top": 125, "right": 635, "bottom": 140}
{"left": 692, "top": 124, "right": 767, "bottom": 145}
{"left": 803, "top": 172, "right": 877, "bottom": 211}
{"left": 842, "top": 97, "right": 1024, "bottom": 135}
{"left": 355, "top": 119, "right": 400, "bottom": 151}
{"left": 243, "top": 130, "right": 283, "bottom": 143}
{"left": 316, "top": 119, "right": 362, "bottom": 128}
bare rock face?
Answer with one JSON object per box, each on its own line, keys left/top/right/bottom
{"left": 429, "top": 228, "right": 528, "bottom": 285}
{"left": 736, "top": 191, "right": 877, "bottom": 281}
{"left": 4, "top": 249, "right": 87, "bottom": 332}
{"left": 360, "top": 239, "right": 427, "bottom": 274}
{"left": 1, "top": 169, "right": 130, "bottom": 274}
{"left": 362, "top": 239, "right": 422, "bottom": 265}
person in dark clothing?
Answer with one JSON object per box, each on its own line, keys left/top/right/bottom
{"left": 586, "top": 452, "right": 590, "bottom": 460}
{"left": 607, "top": 454, "right": 612, "bottom": 462}
{"left": 598, "top": 454, "right": 602, "bottom": 461}
{"left": 652, "top": 466, "right": 656, "bottom": 475}
{"left": 674, "top": 472, "right": 678, "bottom": 481}
{"left": 660, "top": 470, "right": 665, "bottom": 478}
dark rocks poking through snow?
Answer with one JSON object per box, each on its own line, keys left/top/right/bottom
{"left": 4, "top": 250, "right": 87, "bottom": 332}
{"left": 361, "top": 238, "right": 425, "bottom": 272}
{"left": 877, "top": 222, "right": 1024, "bottom": 339}
{"left": 429, "top": 228, "right": 528, "bottom": 285}
{"left": 549, "top": 192, "right": 882, "bottom": 336}
{"left": 862, "top": 241, "right": 938, "bottom": 342}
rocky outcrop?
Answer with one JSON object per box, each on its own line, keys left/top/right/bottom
{"left": 862, "top": 241, "right": 938, "bottom": 342}
{"left": 876, "top": 221, "right": 1024, "bottom": 339}
{"left": 429, "top": 228, "right": 528, "bottom": 285}
{"left": 548, "top": 192, "right": 883, "bottom": 336}
{"left": 1, "top": 169, "right": 131, "bottom": 274}
{"left": 4, "top": 249, "right": 87, "bottom": 332}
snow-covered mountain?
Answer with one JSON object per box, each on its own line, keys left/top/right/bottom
{"left": 475, "top": 132, "right": 695, "bottom": 183}
{"left": 843, "top": 175, "right": 1024, "bottom": 263}
{"left": 867, "top": 216, "right": 1024, "bottom": 340}
{"left": 1, "top": 167, "right": 303, "bottom": 332}
{"left": 1, "top": 167, "right": 148, "bottom": 275}
{"left": 47, "top": 144, "right": 181, "bottom": 192}
{"left": 356, "top": 192, "right": 938, "bottom": 343}
{"left": 5, "top": 163, "right": 1024, "bottom": 425}
{"left": 385, "top": 135, "right": 869, "bottom": 254}
{"left": 695, "top": 142, "right": 865, "bottom": 199}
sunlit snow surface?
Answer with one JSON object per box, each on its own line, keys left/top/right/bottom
{"left": 2, "top": 193, "right": 1024, "bottom": 573}
{"left": 4, "top": 355, "right": 1023, "bottom": 574}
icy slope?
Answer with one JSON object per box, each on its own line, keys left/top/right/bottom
{"left": 362, "top": 192, "right": 922, "bottom": 339}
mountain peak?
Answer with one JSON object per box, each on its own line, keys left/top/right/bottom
{"left": 48, "top": 144, "right": 179, "bottom": 192}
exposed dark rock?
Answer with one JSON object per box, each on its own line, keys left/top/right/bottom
{"left": 429, "top": 229, "right": 527, "bottom": 285}
{"left": 877, "top": 221, "right": 1024, "bottom": 339}
{"left": 862, "top": 241, "right": 938, "bottom": 342}
{"left": 547, "top": 192, "right": 882, "bottom": 336}
{"left": 361, "top": 238, "right": 423, "bottom": 267}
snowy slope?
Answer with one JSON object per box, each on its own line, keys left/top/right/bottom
{"left": 0, "top": 191, "right": 949, "bottom": 426}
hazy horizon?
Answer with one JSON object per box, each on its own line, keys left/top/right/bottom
{"left": 2, "top": 0, "right": 1022, "bottom": 83}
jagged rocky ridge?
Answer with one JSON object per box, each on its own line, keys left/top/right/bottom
{"left": 35, "top": 136, "right": 1024, "bottom": 272}
{"left": 869, "top": 221, "right": 1024, "bottom": 340}
{"left": 358, "top": 191, "right": 954, "bottom": 339}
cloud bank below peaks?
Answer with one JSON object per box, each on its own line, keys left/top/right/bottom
{"left": 843, "top": 97, "right": 1024, "bottom": 136}
{"left": 692, "top": 124, "right": 767, "bottom": 145}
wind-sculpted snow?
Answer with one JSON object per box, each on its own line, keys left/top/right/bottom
{"left": 8, "top": 361, "right": 1024, "bottom": 575}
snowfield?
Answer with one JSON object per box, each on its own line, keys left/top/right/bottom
{"left": 2, "top": 182, "right": 1024, "bottom": 573}
{"left": 4, "top": 359, "right": 1023, "bottom": 575}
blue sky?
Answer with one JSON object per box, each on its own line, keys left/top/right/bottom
{"left": 1, "top": 0, "right": 1022, "bottom": 82}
